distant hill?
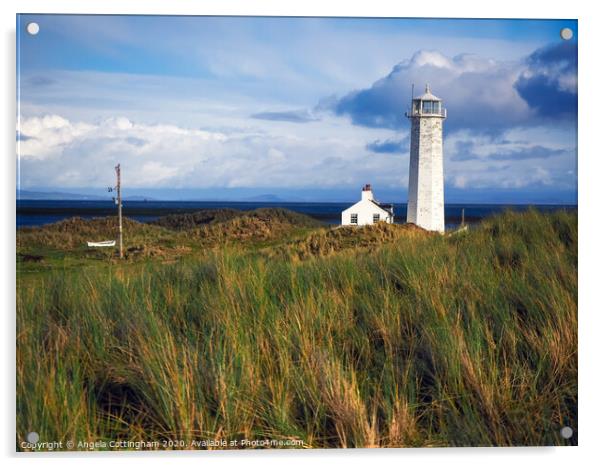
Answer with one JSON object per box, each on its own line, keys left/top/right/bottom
{"left": 17, "top": 190, "right": 109, "bottom": 201}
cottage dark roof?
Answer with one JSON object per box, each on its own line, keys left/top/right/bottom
{"left": 369, "top": 200, "right": 394, "bottom": 214}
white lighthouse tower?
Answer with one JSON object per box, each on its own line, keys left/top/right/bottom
{"left": 406, "top": 84, "right": 446, "bottom": 232}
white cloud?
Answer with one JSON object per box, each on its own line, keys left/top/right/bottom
{"left": 332, "top": 49, "right": 533, "bottom": 132}
{"left": 453, "top": 175, "right": 468, "bottom": 189}
{"left": 18, "top": 115, "right": 94, "bottom": 159}
{"left": 140, "top": 161, "right": 182, "bottom": 184}
{"left": 443, "top": 129, "right": 576, "bottom": 192}
{"left": 17, "top": 112, "right": 404, "bottom": 190}
{"left": 16, "top": 107, "right": 577, "bottom": 197}
{"left": 17, "top": 114, "right": 230, "bottom": 188}
{"left": 15, "top": 36, "right": 576, "bottom": 199}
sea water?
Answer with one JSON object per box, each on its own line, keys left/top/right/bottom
{"left": 16, "top": 200, "right": 577, "bottom": 230}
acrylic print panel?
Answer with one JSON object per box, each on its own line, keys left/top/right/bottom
{"left": 16, "top": 14, "right": 577, "bottom": 451}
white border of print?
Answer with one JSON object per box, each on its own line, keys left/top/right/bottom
{"left": 2, "top": 1, "right": 599, "bottom": 466}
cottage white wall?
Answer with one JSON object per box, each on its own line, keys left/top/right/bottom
{"left": 407, "top": 116, "right": 445, "bottom": 232}
{"left": 341, "top": 199, "right": 392, "bottom": 226}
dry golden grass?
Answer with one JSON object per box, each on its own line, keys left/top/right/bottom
{"left": 16, "top": 209, "right": 577, "bottom": 449}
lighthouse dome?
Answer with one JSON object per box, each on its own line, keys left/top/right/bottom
{"left": 415, "top": 84, "right": 442, "bottom": 101}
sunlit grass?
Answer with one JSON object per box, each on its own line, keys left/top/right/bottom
{"left": 16, "top": 209, "right": 577, "bottom": 449}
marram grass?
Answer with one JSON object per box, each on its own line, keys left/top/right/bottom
{"left": 16, "top": 209, "right": 577, "bottom": 449}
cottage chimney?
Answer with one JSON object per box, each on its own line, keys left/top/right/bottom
{"left": 361, "top": 184, "right": 374, "bottom": 201}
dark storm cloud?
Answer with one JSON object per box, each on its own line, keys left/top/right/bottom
{"left": 331, "top": 63, "right": 410, "bottom": 130}
{"left": 328, "top": 51, "right": 531, "bottom": 133}
{"left": 366, "top": 137, "right": 409, "bottom": 154}
{"left": 251, "top": 109, "right": 319, "bottom": 123}
{"left": 514, "top": 42, "right": 577, "bottom": 117}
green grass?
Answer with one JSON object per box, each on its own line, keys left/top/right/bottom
{"left": 16, "top": 208, "right": 327, "bottom": 275}
{"left": 16, "top": 209, "right": 577, "bottom": 449}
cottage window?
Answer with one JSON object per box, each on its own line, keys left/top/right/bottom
{"left": 351, "top": 214, "right": 358, "bottom": 224}
{"left": 373, "top": 214, "right": 380, "bottom": 223}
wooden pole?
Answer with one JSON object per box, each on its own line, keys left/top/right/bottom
{"left": 461, "top": 208, "right": 465, "bottom": 227}
{"left": 116, "top": 164, "right": 123, "bottom": 259}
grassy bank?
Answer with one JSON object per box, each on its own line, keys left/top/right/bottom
{"left": 16, "top": 209, "right": 577, "bottom": 449}
{"left": 16, "top": 208, "right": 326, "bottom": 270}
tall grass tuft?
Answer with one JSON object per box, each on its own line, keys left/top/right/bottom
{"left": 17, "top": 210, "right": 577, "bottom": 449}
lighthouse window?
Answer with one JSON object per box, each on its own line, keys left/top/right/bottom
{"left": 351, "top": 214, "right": 358, "bottom": 224}
{"left": 423, "top": 101, "right": 433, "bottom": 113}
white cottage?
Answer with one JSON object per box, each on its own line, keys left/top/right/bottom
{"left": 341, "top": 184, "right": 394, "bottom": 226}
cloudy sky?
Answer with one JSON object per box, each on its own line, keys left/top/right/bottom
{"left": 17, "top": 15, "right": 577, "bottom": 203}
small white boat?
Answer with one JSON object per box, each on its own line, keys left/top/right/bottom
{"left": 87, "top": 240, "right": 116, "bottom": 248}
